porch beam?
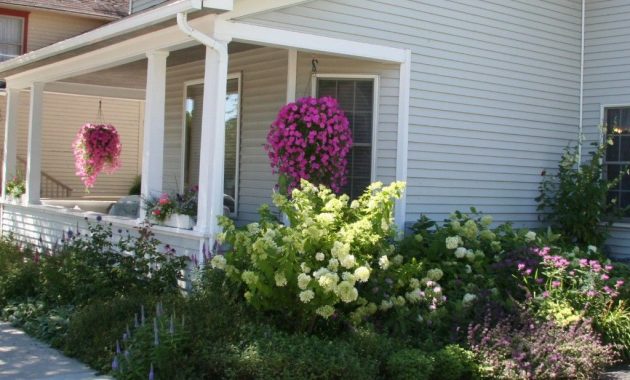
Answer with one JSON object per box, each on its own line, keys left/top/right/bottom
{"left": 139, "top": 50, "right": 169, "bottom": 220}
{"left": 25, "top": 82, "right": 45, "bottom": 205}
{"left": 214, "top": 20, "right": 407, "bottom": 63}
{"left": 195, "top": 41, "right": 229, "bottom": 238}
{"left": 1, "top": 88, "right": 20, "bottom": 200}
{"left": 46, "top": 82, "right": 146, "bottom": 100}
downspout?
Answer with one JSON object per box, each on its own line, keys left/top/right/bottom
{"left": 176, "top": 11, "right": 228, "bottom": 58}
{"left": 578, "top": 0, "right": 586, "bottom": 161}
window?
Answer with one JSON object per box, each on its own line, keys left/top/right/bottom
{"left": 604, "top": 106, "right": 630, "bottom": 217}
{"left": 0, "top": 9, "right": 28, "bottom": 62}
{"left": 314, "top": 76, "right": 377, "bottom": 199}
{"left": 183, "top": 74, "right": 241, "bottom": 215}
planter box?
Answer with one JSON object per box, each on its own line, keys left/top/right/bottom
{"left": 162, "top": 213, "right": 194, "bottom": 230}
{"left": 6, "top": 195, "right": 25, "bottom": 205}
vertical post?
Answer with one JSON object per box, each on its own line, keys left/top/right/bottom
{"left": 395, "top": 50, "right": 412, "bottom": 231}
{"left": 2, "top": 88, "right": 20, "bottom": 200}
{"left": 25, "top": 82, "right": 44, "bottom": 205}
{"left": 140, "top": 50, "right": 169, "bottom": 220}
{"left": 286, "top": 49, "right": 297, "bottom": 103}
{"left": 195, "top": 41, "right": 229, "bottom": 241}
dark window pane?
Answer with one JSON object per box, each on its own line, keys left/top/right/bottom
{"left": 607, "top": 164, "right": 621, "bottom": 187}
{"left": 622, "top": 136, "right": 630, "bottom": 162}
{"left": 608, "top": 108, "right": 622, "bottom": 134}
{"left": 337, "top": 81, "right": 355, "bottom": 111}
{"left": 318, "top": 80, "right": 336, "bottom": 98}
{"left": 621, "top": 192, "right": 630, "bottom": 212}
{"left": 622, "top": 109, "right": 630, "bottom": 129}
{"left": 353, "top": 112, "right": 373, "bottom": 144}
{"left": 355, "top": 81, "right": 374, "bottom": 112}
{"left": 607, "top": 136, "right": 620, "bottom": 162}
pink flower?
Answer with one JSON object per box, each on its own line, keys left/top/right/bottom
{"left": 551, "top": 281, "right": 561, "bottom": 288}
{"left": 72, "top": 124, "right": 122, "bottom": 189}
{"left": 601, "top": 274, "right": 610, "bottom": 281}
{"left": 152, "top": 209, "right": 161, "bottom": 216}
{"left": 265, "top": 97, "right": 352, "bottom": 193}
{"left": 616, "top": 280, "right": 625, "bottom": 289}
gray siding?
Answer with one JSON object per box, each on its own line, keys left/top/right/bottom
{"left": 583, "top": 0, "right": 630, "bottom": 258}
{"left": 243, "top": 0, "right": 583, "bottom": 227}
{"left": 130, "top": 0, "right": 167, "bottom": 13}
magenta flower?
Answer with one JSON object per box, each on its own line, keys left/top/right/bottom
{"left": 616, "top": 280, "right": 625, "bottom": 289}
{"left": 601, "top": 274, "right": 610, "bottom": 281}
{"left": 72, "top": 123, "right": 122, "bottom": 189}
{"left": 551, "top": 281, "right": 561, "bottom": 288}
{"left": 265, "top": 97, "right": 352, "bottom": 193}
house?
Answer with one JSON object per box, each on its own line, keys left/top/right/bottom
{"left": 0, "top": 0, "right": 144, "bottom": 202}
{"left": 0, "top": 0, "right": 628, "bottom": 259}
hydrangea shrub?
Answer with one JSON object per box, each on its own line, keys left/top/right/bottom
{"left": 72, "top": 123, "right": 122, "bottom": 189}
{"left": 265, "top": 97, "right": 352, "bottom": 193}
{"left": 214, "top": 181, "right": 447, "bottom": 326}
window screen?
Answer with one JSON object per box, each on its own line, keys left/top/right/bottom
{"left": 317, "top": 78, "right": 374, "bottom": 199}
{"left": 604, "top": 107, "right": 630, "bottom": 217}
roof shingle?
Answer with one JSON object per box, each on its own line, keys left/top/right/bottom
{"left": 0, "top": 0, "right": 130, "bottom": 19}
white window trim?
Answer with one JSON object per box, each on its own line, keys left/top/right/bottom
{"left": 180, "top": 72, "right": 242, "bottom": 217}
{"left": 600, "top": 103, "right": 630, "bottom": 225}
{"left": 311, "top": 73, "right": 379, "bottom": 184}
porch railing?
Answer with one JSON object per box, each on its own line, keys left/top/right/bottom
{"left": 0, "top": 152, "right": 73, "bottom": 198}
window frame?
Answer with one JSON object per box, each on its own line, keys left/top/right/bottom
{"left": 0, "top": 8, "right": 29, "bottom": 59}
{"left": 311, "top": 73, "right": 380, "bottom": 187}
{"left": 180, "top": 72, "right": 242, "bottom": 217}
{"left": 600, "top": 103, "right": 630, "bottom": 220}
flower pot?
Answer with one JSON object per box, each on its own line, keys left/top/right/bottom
{"left": 6, "top": 195, "right": 24, "bottom": 205}
{"left": 162, "top": 213, "right": 194, "bottom": 229}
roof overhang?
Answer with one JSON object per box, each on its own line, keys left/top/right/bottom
{"left": 0, "top": 0, "right": 233, "bottom": 81}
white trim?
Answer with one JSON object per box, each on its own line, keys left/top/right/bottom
{"left": 214, "top": 20, "right": 407, "bottom": 64}
{"left": 286, "top": 49, "right": 297, "bottom": 102}
{"left": 25, "top": 82, "right": 44, "bottom": 205}
{"left": 182, "top": 73, "right": 242, "bottom": 217}
{"left": 1, "top": 88, "right": 19, "bottom": 200}
{"left": 218, "top": 0, "right": 312, "bottom": 20}
{"left": 0, "top": 0, "right": 229, "bottom": 77}
{"left": 395, "top": 50, "right": 411, "bottom": 230}
{"left": 311, "top": 74, "right": 380, "bottom": 187}
{"left": 578, "top": 0, "right": 586, "bottom": 162}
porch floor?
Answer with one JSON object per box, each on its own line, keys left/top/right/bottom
{"left": 0, "top": 322, "right": 110, "bottom": 379}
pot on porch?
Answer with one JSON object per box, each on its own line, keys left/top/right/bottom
{"left": 162, "top": 213, "right": 194, "bottom": 230}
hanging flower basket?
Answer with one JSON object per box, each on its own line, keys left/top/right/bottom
{"left": 265, "top": 96, "right": 353, "bottom": 194}
{"left": 73, "top": 123, "right": 122, "bottom": 189}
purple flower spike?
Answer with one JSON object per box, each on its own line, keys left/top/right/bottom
{"left": 153, "top": 318, "right": 159, "bottom": 346}
{"left": 126, "top": 325, "right": 131, "bottom": 340}
{"left": 116, "top": 340, "right": 121, "bottom": 354}
{"left": 149, "top": 363, "right": 155, "bottom": 380}
{"left": 169, "top": 315, "right": 175, "bottom": 335}
{"left": 134, "top": 313, "right": 139, "bottom": 328}
{"left": 112, "top": 356, "right": 119, "bottom": 371}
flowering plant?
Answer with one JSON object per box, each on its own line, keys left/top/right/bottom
{"left": 265, "top": 97, "right": 352, "bottom": 194}
{"left": 213, "top": 180, "right": 447, "bottom": 327}
{"left": 5, "top": 174, "right": 25, "bottom": 199}
{"left": 144, "top": 186, "right": 198, "bottom": 222}
{"left": 72, "top": 123, "right": 122, "bottom": 189}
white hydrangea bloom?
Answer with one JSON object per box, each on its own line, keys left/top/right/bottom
{"left": 524, "top": 231, "right": 537, "bottom": 243}
{"left": 354, "top": 266, "right": 371, "bottom": 283}
{"left": 446, "top": 236, "right": 462, "bottom": 250}
{"left": 406, "top": 289, "right": 424, "bottom": 303}
{"left": 318, "top": 272, "right": 339, "bottom": 292}
{"left": 380, "top": 299, "right": 394, "bottom": 311}
{"left": 427, "top": 268, "right": 443, "bottom": 281}
{"left": 313, "top": 267, "right": 330, "bottom": 279}
{"left": 480, "top": 215, "right": 493, "bottom": 226}
{"left": 299, "top": 290, "right": 315, "bottom": 303}
{"left": 315, "top": 252, "right": 325, "bottom": 261}
{"left": 392, "top": 255, "right": 404, "bottom": 266}
{"left": 316, "top": 305, "right": 335, "bottom": 319}
{"left": 465, "top": 264, "right": 472, "bottom": 274}
{"left": 241, "top": 271, "right": 258, "bottom": 286}
{"left": 327, "top": 258, "right": 339, "bottom": 272}
{"left": 465, "top": 249, "right": 475, "bottom": 261}
{"left": 409, "top": 278, "right": 421, "bottom": 289}
{"left": 300, "top": 262, "right": 311, "bottom": 274}
{"left": 462, "top": 293, "right": 477, "bottom": 305}
{"left": 340, "top": 254, "right": 357, "bottom": 269}
{"left": 297, "top": 273, "right": 311, "bottom": 290}
{"left": 274, "top": 272, "right": 287, "bottom": 287}
{"left": 454, "top": 247, "right": 467, "bottom": 259}
{"left": 210, "top": 255, "right": 226, "bottom": 270}
{"left": 394, "top": 296, "right": 406, "bottom": 307}
{"left": 587, "top": 245, "right": 597, "bottom": 253}
{"left": 342, "top": 272, "right": 356, "bottom": 285}
{"left": 336, "top": 281, "right": 359, "bottom": 303}
{"left": 378, "top": 255, "right": 390, "bottom": 270}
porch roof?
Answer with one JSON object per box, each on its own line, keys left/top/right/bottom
{"left": 0, "top": 0, "right": 130, "bottom": 20}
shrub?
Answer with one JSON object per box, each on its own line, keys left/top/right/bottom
{"left": 596, "top": 301, "right": 630, "bottom": 361}
{"left": 431, "top": 344, "right": 479, "bottom": 380}
{"left": 216, "top": 181, "right": 445, "bottom": 330}
{"left": 386, "top": 349, "right": 434, "bottom": 380}
{"left": 536, "top": 141, "right": 627, "bottom": 247}
{"left": 468, "top": 309, "right": 616, "bottom": 379}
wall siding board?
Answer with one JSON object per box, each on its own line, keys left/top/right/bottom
{"left": 27, "top": 11, "right": 105, "bottom": 52}
{"left": 583, "top": 0, "right": 630, "bottom": 258}
{"left": 242, "top": 0, "right": 582, "bottom": 228}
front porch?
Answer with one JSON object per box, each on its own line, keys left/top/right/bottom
{"left": 0, "top": 4, "right": 410, "bottom": 259}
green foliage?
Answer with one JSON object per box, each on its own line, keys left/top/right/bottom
{"left": 431, "top": 345, "right": 479, "bottom": 380}
{"left": 386, "top": 349, "right": 434, "bottom": 380}
{"left": 1, "top": 300, "right": 73, "bottom": 348}
{"left": 128, "top": 175, "right": 141, "bottom": 196}
{"left": 596, "top": 301, "right": 630, "bottom": 360}
{"left": 536, "top": 141, "right": 627, "bottom": 247}
{"left": 5, "top": 174, "right": 25, "bottom": 198}
{"left": 217, "top": 180, "right": 419, "bottom": 329}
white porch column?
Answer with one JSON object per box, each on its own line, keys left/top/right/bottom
{"left": 25, "top": 82, "right": 44, "bottom": 205}
{"left": 2, "top": 88, "right": 20, "bottom": 200}
{"left": 394, "top": 50, "right": 412, "bottom": 231}
{"left": 286, "top": 49, "right": 297, "bottom": 102}
{"left": 140, "top": 50, "right": 169, "bottom": 220}
{"left": 195, "top": 41, "right": 229, "bottom": 239}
